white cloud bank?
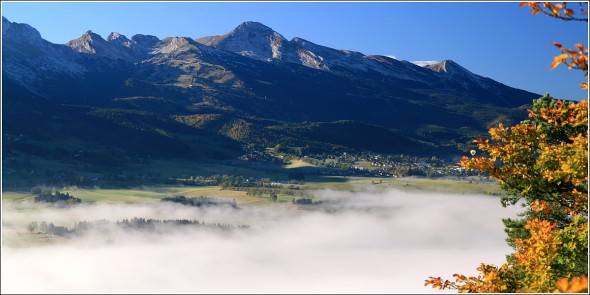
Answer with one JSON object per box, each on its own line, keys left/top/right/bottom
{"left": 1, "top": 189, "right": 523, "bottom": 294}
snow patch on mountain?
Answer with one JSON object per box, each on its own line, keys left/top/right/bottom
{"left": 297, "top": 49, "right": 328, "bottom": 70}
{"left": 412, "top": 60, "right": 439, "bottom": 67}
{"left": 428, "top": 60, "right": 481, "bottom": 81}
{"left": 270, "top": 33, "right": 285, "bottom": 60}
{"left": 423, "top": 60, "right": 499, "bottom": 90}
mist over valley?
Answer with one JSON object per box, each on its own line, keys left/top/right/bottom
{"left": 2, "top": 189, "right": 524, "bottom": 293}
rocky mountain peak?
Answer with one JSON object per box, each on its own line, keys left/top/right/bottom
{"left": 107, "top": 32, "right": 129, "bottom": 42}
{"left": 106, "top": 32, "right": 138, "bottom": 51}
{"left": 66, "top": 30, "right": 148, "bottom": 61}
{"left": 226, "top": 21, "right": 286, "bottom": 45}
{"left": 425, "top": 60, "right": 469, "bottom": 74}
{"left": 81, "top": 30, "right": 105, "bottom": 41}
{"left": 198, "top": 21, "right": 294, "bottom": 62}
{"left": 423, "top": 59, "right": 491, "bottom": 90}
{"left": 233, "top": 21, "right": 274, "bottom": 34}
{"left": 2, "top": 17, "right": 44, "bottom": 45}
{"left": 411, "top": 60, "right": 439, "bottom": 67}
{"left": 131, "top": 34, "right": 160, "bottom": 48}
{"left": 2, "top": 16, "right": 11, "bottom": 35}
{"left": 66, "top": 30, "right": 108, "bottom": 54}
{"left": 151, "top": 36, "right": 201, "bottom": 55}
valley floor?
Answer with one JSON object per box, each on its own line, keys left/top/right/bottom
{"left": 1, "top": 174, "right": 520, "bottom": 294}
{"left": 1, "top": 155, "right": 513, "bottom": 293}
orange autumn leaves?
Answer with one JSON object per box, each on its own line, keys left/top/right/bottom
{"left": 550, "top": 42, "right": 589, "bottom": 90}
{"left": 519, "top": 2, "right": 587, "bottom": 20}
{"left": 425, "top": 97, "right": 588, "bottom": 293}
{"left": 425, "top": 3, "right": 588, "bottom": 292}
{"left": 556, "top": 276, "right": 590, "bottom": 293}
{"left": 513, "top": 215, "right": 588, "bottom": 293}
{"left": 464, "top": 98, "right": 588, "bottom": 214}
{"left": 520, "top": 2, "right": 589, "bottom": 90}
{"left": 425, "top": 213, "right": 588, "bottom": 293}
{"left": 426, "top": 264, "right": 513, "bottom": 293}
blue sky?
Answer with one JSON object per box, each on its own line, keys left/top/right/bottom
{"left": 2, "top": 1, "right": 588, "bottom": 101}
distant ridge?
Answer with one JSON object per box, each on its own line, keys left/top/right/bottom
{"left": 2, "top": 17, "right": 539, "bottom": 160}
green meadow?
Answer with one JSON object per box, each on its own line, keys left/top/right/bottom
{"left": 2, "top": 156, "right": 504, "bottom": 248}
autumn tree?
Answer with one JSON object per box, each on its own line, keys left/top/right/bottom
{"left": 425, "top": 2, "right": 588, "bottom": 293}
{"left": 520, "top": 1, "right": 588, "bottom": 90}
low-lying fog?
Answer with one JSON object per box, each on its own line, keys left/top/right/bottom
{"left": 2, "top": 188, "right": 523, "bottom": 294}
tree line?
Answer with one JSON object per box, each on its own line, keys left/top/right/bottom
{"left": 27, "top": 217, "right": 249, "bottom": 237}
{"left": 161, "top": 195, "right": 238, "bottom": 209}
{"left": 32, "top": 188, "right": 81, "bottom": 206}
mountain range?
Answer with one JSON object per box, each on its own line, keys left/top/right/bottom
{"left": 2, "top": 17, "right": 539, "bottom": 166}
